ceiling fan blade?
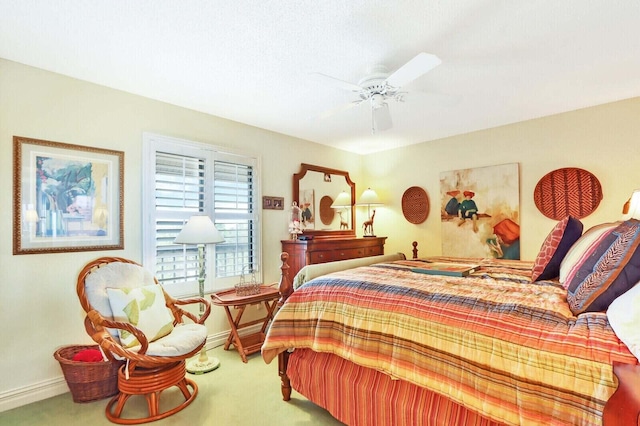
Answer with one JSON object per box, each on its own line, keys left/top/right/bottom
{"left": 404, "top": 90, "right": 462, "bottom": 107}
{"left": 317, "top": 100, "right": 361, "bottom": 120}
{"left": 309, "top": 72, "right": 363, "bottom": 92}
{"left": 373, "top": 104, "right": 393, "bottom": 132}
{"left": 385, "top": 53, "right": 442, "bottom": 88}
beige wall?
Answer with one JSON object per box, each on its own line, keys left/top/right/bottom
{"left": 1, "top": 56, "right": 639, "bottom": 410}
{"left": 363, "top": 97, "right": 640, "bottom": 259}
{"left": 0, "top": 58, "right": 362, "bottom": 409}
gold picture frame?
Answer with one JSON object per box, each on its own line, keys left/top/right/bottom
{"left": 13, "top": 136, "right": 124, "bottom": 254}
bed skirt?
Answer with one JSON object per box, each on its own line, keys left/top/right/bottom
{"left": 288, "top": 348, "right": 503, "bottom": 426}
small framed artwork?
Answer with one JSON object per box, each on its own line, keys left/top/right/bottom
{"left": 263, "top": 196, "right": 284, "bottom": 210}
{"left": 13, "top": 136, "right": 124, "bottom": 255}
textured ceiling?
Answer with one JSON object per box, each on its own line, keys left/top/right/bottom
{"left": 1, "top": 1, "right": 639, "bottom": 154}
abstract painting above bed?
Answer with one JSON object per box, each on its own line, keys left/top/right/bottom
{"left": 440, "top": 163, "right": 520, "bottom": 259}
{"left": 262, "top": 256, "right": 638, "bottom": 426}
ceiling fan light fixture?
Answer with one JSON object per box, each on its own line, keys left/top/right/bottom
{"left": 370, "top": 93, "right": 386, "bottom": 109}
{"left": 372, "top": 103, "right": 392, "bottom": 133}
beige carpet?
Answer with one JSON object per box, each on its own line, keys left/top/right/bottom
{"left": 0, "top": 345, "right": 344, "bottom": 425}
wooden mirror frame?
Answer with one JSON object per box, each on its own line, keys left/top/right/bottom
{"left": 293, "top": 163, "right": 356, "bottom": 238}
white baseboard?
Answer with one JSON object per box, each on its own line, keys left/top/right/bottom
{"left": 0, "top": 377, "right": 69, "bottom": 413}
{"left": 0, "top": 326, "right": 258, "bottom": 413}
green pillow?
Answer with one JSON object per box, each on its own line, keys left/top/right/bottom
{"left": 106, "top": 284, "right": 174, "bottom": 348}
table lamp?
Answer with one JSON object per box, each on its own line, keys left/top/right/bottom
{"left": 357, "top": 188, "right": 382, "bottom": 237}
{"left": 331, "top": 191, "right": 352, "bottom": 230}
{"left": 175, "top": 214, "right": 225, "bottom": 374}
{"left": 623, "top": 189, "right": 640, "bottom": 220}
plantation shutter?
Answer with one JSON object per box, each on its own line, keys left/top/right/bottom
{"left": 214, "top": 159, "right": 257, "bottom": 277}
{"left": 154, "top": 152, "right": 206, "bottom": 286}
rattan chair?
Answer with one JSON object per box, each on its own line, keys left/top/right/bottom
{"left": 77, "top": 257, "right": 211, "bottom": 424}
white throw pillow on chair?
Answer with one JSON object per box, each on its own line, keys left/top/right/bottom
{"left": 106, "top": 284, "right": 175, "bottom": 348}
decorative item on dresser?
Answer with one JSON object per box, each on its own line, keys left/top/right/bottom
{"left": 281, "top": 236, "right": 387, "bottom": 280}
{"left": 357, "top": 187, "right": 383, "bottom": 237}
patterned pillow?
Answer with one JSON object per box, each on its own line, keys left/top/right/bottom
{"left": 566, "top": 220, "right": 640, "bottom": 315}
{"left": 559, "top": 222, "right": 620, "bottom": 287}
{"left": 531, "top": 216, "right": 583, "bottom": 281}
{"left": 106, "top": 284, "right": 175, "bottom": 348}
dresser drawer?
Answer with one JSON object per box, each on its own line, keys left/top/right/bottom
{"left": 309, "top": 250, "right": 335, "bottom": 264}
{"left": 334, "top": 247, "right": 366, "bottom": 260}
{"left": 364, "top": 245, "right": 384, "bottom": 256}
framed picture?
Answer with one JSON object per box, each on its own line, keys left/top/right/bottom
{"left": 13, "top": 136, "right": 124, "bottom": 255}
{"left": 439, "top": 163, "right": 520, "bottom": 259}
{"left": 263, "top": 196, "right": 284, "bottom": 210}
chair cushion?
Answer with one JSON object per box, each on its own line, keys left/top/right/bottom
{"left": 85, "top": 262, "right": 157, "bottom": 320}
{"left": 130, "top": 323, "right": 208, "bottom": 357}
{"left": 107, "top": 284, "right": 175, "bottom": 348}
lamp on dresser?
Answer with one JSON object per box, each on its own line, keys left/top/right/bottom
{"left": 175, "top": 214, "right": 225, "bottom": 374}
{"left": 623, "top": 189, "right": 640, "bottom": 219}
{"left": 331, "top": 191, "right": 352, "bottom": 230}
{"left": 357, "top": 187, "right": 383, "bottom": 237}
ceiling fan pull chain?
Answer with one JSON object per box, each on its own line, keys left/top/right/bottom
{"left": 371, "top": 109, "right": 376, "bottom": 134}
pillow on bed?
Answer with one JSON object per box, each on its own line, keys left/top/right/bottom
{"left": 566, "top": 219, "right": 640, "bottom": 315}
{"left": 607, "top": 282, "right": 640, "bottom": 361}
{"left": 531, "top": 216, "right": 583, "bottom": 281}
{"left": 559, "top": 221, "right": 620, "bottom": 287}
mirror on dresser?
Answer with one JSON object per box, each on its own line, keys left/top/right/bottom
{"left": 293, "top": 163, "right": 356, "bottom": 237}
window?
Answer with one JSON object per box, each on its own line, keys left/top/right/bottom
{"left": 142, "top": 133, "right": 261, "bottom": 297}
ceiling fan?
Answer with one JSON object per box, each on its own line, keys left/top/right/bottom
{"left": 311, "top": 52, "right": 442, "bottom": 133}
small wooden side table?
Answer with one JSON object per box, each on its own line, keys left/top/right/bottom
{"left": 211, "top": 285, "right": 280, "bottom": 363}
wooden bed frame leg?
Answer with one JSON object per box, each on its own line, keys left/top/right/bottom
{"left": 277, "top": 252, "right": 293, "bottom": 401}
{"left": 278, "top": 350, "right": 292, "bottom": 401}
{"left": 603, "top": 362, "right": 640, "bottom": 426}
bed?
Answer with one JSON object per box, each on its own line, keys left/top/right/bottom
{"left": 262, "top": 220, "right": 640, "bottom": 425}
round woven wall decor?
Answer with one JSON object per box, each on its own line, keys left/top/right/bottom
{"left": 319, "top": 195, "right": 335, "bottom": 225}
{"left": 533, "top": 167, "right": 603, "bottom": 220}
{"left": 402, "top": 186, "right": 429, "bottom": 224}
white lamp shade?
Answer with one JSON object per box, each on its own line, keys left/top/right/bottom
{"left": 174, "top": 215, "right": 225, "bottom": 244}
{"left": 623, "top": 189, "right": 640, "bottom": 220}
{"left": 331, "top": 191, "right": 352, "bottom": 208}
{"left": 357, "top": 188, "right": 382, "bottom": 206}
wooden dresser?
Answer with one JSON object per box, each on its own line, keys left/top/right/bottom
{"left": 281, "top": 236, "right": 387, "bottom": 280}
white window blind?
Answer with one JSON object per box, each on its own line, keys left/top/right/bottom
{"left": 154, "top": 152, "right": 205, "bottom": 287}
{"left": 142, "top": 133, "right": 261, "bottom": 297}
{"left": 214, "top": 160, "right": 256, "bottom": 277}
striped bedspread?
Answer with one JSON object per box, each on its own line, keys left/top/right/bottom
{"left": 262, "top": 257, "right": 638, "bottom": 426}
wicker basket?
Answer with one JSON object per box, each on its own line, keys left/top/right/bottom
{"left": 54, "top": 345, "right": 123, "bottom": 403}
